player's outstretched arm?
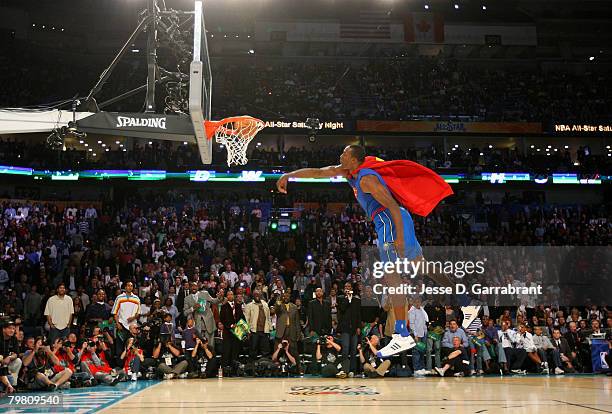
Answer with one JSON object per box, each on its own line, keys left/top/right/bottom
{"left": 276, "top": 165, "right": 348, "bottom": 193}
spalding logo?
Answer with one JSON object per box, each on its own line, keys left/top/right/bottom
{"left": 116, "top": 116, "right": 167, "bottom": 129}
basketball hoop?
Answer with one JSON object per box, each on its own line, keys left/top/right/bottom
{"left": 204, "top": 115, "right": 264, "bottom": 166}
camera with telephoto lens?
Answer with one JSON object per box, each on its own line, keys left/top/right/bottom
{"left": 88, "top": 341, "right": 96, "bottom": 348}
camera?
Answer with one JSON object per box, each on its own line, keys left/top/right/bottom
{"left": 63, "top": 341, "right": 72, "bottom": 348}
{"left": 305, "top": 118, "right": 320, "bottom": 143}
{"left": 88, "top": 341, "right": 96, "bottom": 348}
{"left": 281, "top": 340, "right": 289, "bottom": 348}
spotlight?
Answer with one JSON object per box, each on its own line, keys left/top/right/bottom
{"left": 454, "top": 4, "right": 459, "bottom": 9}
{"left": 116, "top": 141, "right": 120, "bottom": 144}
{"left": 589, "top": 56, "right": 595, "bottom": 61}
{"left": 482, "top": 5, "right": 487, "bottom": 10}
{"left": 565, "top": 145, "right": 569, "bottom": 149}
{"left": 530, "top": 145, "right": 535, "bottom": 148}
{"left": 424, "top": 4, "right": 429, "bottom": 9}
{"left": 248, "top": 49, "right": 255, "bottom": 54}
{"left": 488, "top": 144, "right": 493, "bottom": 148}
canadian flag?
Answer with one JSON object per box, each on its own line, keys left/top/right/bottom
{"left": 404, "top": 12, "right": 444, "bottom": 43}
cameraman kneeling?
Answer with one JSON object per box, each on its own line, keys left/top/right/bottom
{"left": 81, "top": 339, "right": 121, "bottom": 385}
{"left": 315, "top": 335, "right": 342, "bottom": 378}
{"left": 153, "top": 333, "right": 188, "bottom": 379}
{"left": 190, "top": 337, "right": 218, "bottom": 378}
{"left": 272, "top": 339, "right": 298, "bottom": 375}
{"left": 22, "top": 337, "right": 72, "bottom": 391}
{"left": 359, "top": 335, "right": 391, "bottom": 378}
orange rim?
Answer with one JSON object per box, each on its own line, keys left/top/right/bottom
{"left": 204, "top": 116, "right": 264, "bottom": 140}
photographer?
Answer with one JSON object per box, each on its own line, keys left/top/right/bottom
{"left": 52, "top": 337, "right": 79, "bottom": 383}
{"left": 119, "top": 325, "right": 145, "bottom": 381}
{"left": 271, "top": 339, "right": 298, "bottom": 375}
{"left": 191, "top": 336, "right": 218, "bottom": 378}
{"left": 358, "top": 335, "right": 391, "bottom": 378}
{"left": 80, "top": 338, "right": 121, "bottom": 386}
{"left": 22, "top": 337, "right": 72, "bottom": 390}
{"left": 315, "top": 335, "right": 342, "bottom": 378}
{"left": 152, "top": 330, "right": 188, "bottom": 380}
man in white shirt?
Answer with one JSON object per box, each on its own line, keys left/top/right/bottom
{"left": 409, "top": 299, "right": 429, "bottom": 376}
{"left": 498, "top": 321, "right": 527, "bottom": 374}
{"left": 44, "top": 282, "right": 74, "bottom": 344}
{"left": 221, "top": 264, "right": 239, "bottom": 288}
{"left": 517, "top": 323, "right": 546, "bottom": 373}
{"left": 112, "top": 281, "right": 141, "bottom": 352}
{"left": 85, "top": 205, "right": 98, "bottom": 220}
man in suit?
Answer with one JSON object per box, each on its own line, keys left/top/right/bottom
{"left": 184, "top": 282, "right": 223, "bottom": 347}
{"left": 220, "top": 290, "right": 245, "bottom": 375}
{"left": 175, "top": 280, "right": 190, "bottom": 326}
{"left": 337, "top": 281, "right": 361, "bottom": 377}
{"left": 274, "top": 291, "right": 301, "bottom": 365}
{"left": 307, "top": 288, "right": 332, "bottom": 336}
{"left": 552, "top": 327, "right": 574, "bottom": 373}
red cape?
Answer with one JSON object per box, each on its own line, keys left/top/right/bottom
{"left": 349, "top": 156, "right": 453, "bottom": 217}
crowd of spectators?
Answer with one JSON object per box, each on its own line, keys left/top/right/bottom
{"left": 0, "top": 190, "right": 610, "bottom": 394}
{"left": 216, "top": 58, "right": 612, "bottom": 123}
{"left": 2, "top": 38, "right": 612, "bottom": 125}
{"left": 1, "top": 138, "right": 609, "bottom": 174}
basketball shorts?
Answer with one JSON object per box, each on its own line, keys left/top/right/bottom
{"left": 373, "top": 206, "right": 422, "bottom": 262}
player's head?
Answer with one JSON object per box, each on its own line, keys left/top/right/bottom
{"left": 340, "top": 145, "right": 366, "bottom": 169}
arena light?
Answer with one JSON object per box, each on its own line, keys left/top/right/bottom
{"left": 115, "top": 140, "right": 120, "bottom": 144}
{"left": 589, "top": 56, "right": 595, "bottom": 61}
{"left": 270, "top": 221, "right": 278, "bottom": 230}
{"left": 290, "top": 222, "right": 298, "bottom": 231}
{"left": 482, "top": 5, "right": 487, "bottom": 10}
{"left": 564, "top": 145, "right": 569, "bottom": 149}
{"left": 530, "top": 145, "right": 535, "bottom": 148}
{"left": 424, "top": 4, "right": 429, "bottom": 9}
{"left": 454, "top": 4, "right": 459, "bottom": 9}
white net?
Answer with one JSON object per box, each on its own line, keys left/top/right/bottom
{"left": 211, "top": 117, "right": 264, "bottom": 166}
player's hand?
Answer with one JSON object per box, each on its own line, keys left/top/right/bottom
{"left": 276, "top": 174, "right": 290, "bottom": 194}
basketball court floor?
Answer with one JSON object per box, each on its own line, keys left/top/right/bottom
{"left": 103, "top": 376, "right": 610, "bottom": 414}
{"left": 1, "top": 376, "right": 610, "bottom": 413}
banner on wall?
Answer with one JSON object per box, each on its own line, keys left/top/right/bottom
{"left": 550, "top": 122, "right": 612, "bottom": 135}
{"left": 357, "top": 120, "right": 542, "bottom": 134}
{"left": 404, "top": 12, "right": 444, "bottom": 43}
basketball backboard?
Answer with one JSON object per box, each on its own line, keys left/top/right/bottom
{"left": 189, "top": 0, "right": 213, "bottom": 164}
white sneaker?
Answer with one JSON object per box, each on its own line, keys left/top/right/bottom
{"left": 460, "top": 306, "right": 482, "bottom": 330}
{"left": 511, "top": 369, "right": 526, "bottom": 375}
{"left": 454, "top": 372, "right": 464, "bottom": 377}
{"left": 415, "top": 369, "right": 428, "bottom": 376}
{"left": 178, "top": 372, "right": 188, "bottom": 379}
{"left": 377, "top": 334, "right": 416, "bottom": 358}
{"left": 163, "top": 373, "right": 175, "bottom": 380}
{"left": 434, "top": 367, "right": 445, "bottom": 377}
{"left": 554, "top": 367, "right": 565, "bottom": 375}
{"left": 130, "top": 373, "right": 138, "bottom": 381}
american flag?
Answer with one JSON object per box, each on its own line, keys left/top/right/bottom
{"left": 340, "top": 10, "right": 391, "bottom": 40}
